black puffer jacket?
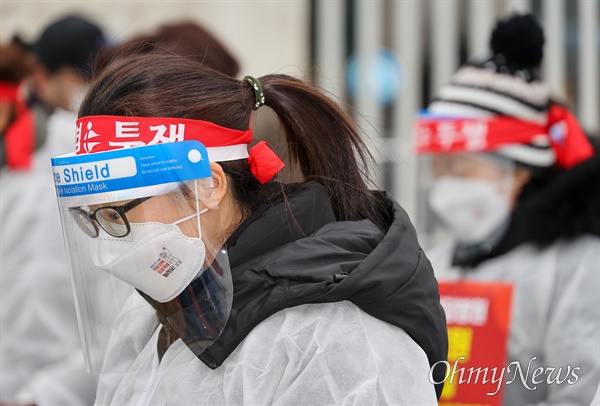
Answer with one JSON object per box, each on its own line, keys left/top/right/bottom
{"left": 198, "top": 182, "right": 448, "bottom": 398}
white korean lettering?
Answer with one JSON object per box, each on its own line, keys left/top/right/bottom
{"left": 462, "top": 121, "right": 489, "bottom": 151}
{"left": 109, "top": 140, "right": 147, "bottom": 149}
{"left": 75, "top": 121, "right": 83, "bottom": 152}
{"left": 441, "top": 296, "right": 489, "bottom": 326}
{"left": 115, "top": 121, "right": 140, "bottom": 138}
{"left": 416, "top": 123, "right": 433, "bottom": 149}
{"left": 437, "top": 122, "right": 461, "bottom": 150}
{"left": 148, "top": 124, "right": 185, "bottom": 144}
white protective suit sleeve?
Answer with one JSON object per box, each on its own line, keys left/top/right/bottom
{"left": 0, "top": 109, "right": 97, "bottom": 405}
{"left": 542, "top": 236, "right": 600, "bottom": 405}
{"left": 96, "top": 297, "right": 438, "bottom": 405}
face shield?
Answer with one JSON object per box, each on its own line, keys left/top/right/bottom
{"left": 52, "top": 140, "right": 233, "bottom": 372}
{"left": 414, "top": 113, "right": 517, "bottom": 251}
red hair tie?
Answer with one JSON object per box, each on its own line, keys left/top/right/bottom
{"left": 247, "top": 141, "right": 285, "bottom": 183}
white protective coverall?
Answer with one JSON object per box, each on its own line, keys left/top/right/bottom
{"left": 96, "top": 294, "right": 438, "bottom": 405}
{"left": 0, "top": 108, "right": 98, "bottom": 405}
{"left": 428, "top": 235, "right": 600, "bottom": 406}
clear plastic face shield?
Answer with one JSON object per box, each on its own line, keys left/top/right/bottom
{"left": 416, "top": 151, "right": 516, "bottom": 250}
{"left": 52, "top": 141, "right": 233, "bottom": 372}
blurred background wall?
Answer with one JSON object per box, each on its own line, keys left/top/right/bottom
{"left": 0, "top": 1, "right": 310, "bottom": 78}
{"left": 310, "top": 0, "right": 599, "bottom": 219}
{"left": 1, "top": 0, "right": 598, "bottom": 220}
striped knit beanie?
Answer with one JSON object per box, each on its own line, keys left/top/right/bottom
{"left": 417, "top": 14, "right": 593, "bottom": 169}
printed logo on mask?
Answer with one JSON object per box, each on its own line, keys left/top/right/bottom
{"left": 150, "top": 247, "right": 182, "bottom": 278}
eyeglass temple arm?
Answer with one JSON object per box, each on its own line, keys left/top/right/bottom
{"left": 121, "top": 196, "right": 153, "bottom": 212}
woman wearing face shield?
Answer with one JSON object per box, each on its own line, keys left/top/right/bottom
{"left": 51, "top": 51, "right": 448, "bottom": 405}
{"left": 417, "top": 14, "right": 600, "bottom": 405}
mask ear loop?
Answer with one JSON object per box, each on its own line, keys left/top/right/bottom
{"left": 193, "top": 179, "right": 202, "bottom": 239}
{"left": 172, "top": 180, "right": 207, "bottom": 234}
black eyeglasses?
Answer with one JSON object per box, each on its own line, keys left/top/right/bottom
{"left": 70, "top": 197, "right": 152, "bottom": 238}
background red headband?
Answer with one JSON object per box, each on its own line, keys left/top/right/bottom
{"left": 0, "top": 82, "right": 19, "bottom": 102}
{"left": 1, "top": 81, "right": 35, "bottom": 170}
{"left": 416, "top": 104, "right": 593, "bottom": 169}
{"left": 75, "top": 115, "right": 284, "bottom": 183}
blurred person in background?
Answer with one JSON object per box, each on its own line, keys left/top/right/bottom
{"left": 417, "top": 13, "right": 599, "bottom": 405}
{"left": 0, "top": 15, "right": 106, "bottom": 406}
{"left": 0, "top": 39, "right": 49, "bottom": 170}
{"left": 93, "top": 20, "right": 240, "bottom": 78}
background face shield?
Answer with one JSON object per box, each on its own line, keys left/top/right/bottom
{"left": 416, "top": 152, "right": 516, "bottom": 250}
{"left": 52, "top": 141, "right": 233, "bottom": 373}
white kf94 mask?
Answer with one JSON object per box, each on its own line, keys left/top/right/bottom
{"left": 90, "top": 209, "right": 208, "bottom": 303}
{"left": 428, "top": 176, "right": 511, "bottom": 244}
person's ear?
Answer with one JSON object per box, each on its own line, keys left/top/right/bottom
{"left": 32, "top": 65, "right": 49, "bottom": 84}
{"left": 509, "top": 167, "right": 532, "bottom": 209}
{"left": 203, "top": 162, "right": 228, "bottom": 209}
{"left": 514, "top": 167, "right": 531, "bottom": 191}
{"left": 31, "top": 66, "right": 50, "bottom": 102}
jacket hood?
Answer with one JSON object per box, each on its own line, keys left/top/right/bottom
{"left": 198, "top": 181, "right": 448, "bottom": 398}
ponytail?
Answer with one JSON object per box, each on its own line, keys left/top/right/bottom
{"left": 256, "top": 74, "right": 389, "bottom": 230}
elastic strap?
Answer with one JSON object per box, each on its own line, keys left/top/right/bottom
{"left": 243, "top": 76, "right": 265, "bottom": 109}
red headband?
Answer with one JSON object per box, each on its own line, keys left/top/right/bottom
{"left": 415, "top": 104, "right": 593, "bottom": 169}
{"left": 0, "top": 81, "right": 35, "bottom": 170}
{"left": 75, "top": 115, "right": 284, "bottom": 183}
{"left": 0, "top": 81, "right": 19, "bottom": 102}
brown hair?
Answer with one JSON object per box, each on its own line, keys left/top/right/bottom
{"left": 0, "top": 41, "right": 35, "bottom": 134}
{"left": 93, "top": 21, "right": 239, "bottom": 78}
{"left": 79, "top": 53, "right": 390, "bottom": 230}
{"left": 0, "top": 42, "right": 34, "bottom": 84}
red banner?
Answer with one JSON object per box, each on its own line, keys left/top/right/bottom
{"left": 438, "top": 281, "right": 513, "bottom": 406}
